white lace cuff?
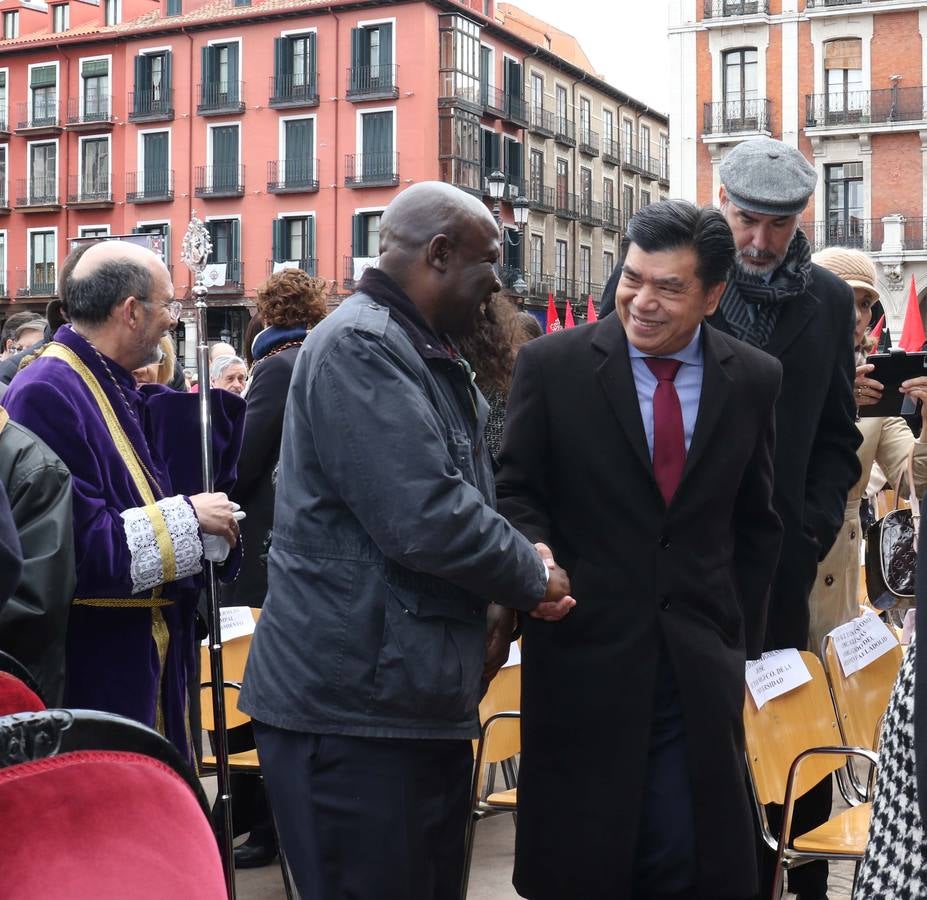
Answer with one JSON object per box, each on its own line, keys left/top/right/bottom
{"left": 121, "top": 495, "right": 204, "bottom": 594}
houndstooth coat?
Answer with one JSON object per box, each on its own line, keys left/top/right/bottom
{"left": 855, "top": 637, "right": 926, "bottom": 899}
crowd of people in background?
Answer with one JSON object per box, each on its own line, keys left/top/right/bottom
{"left": 2, "top": 136, "right": 927, "bottom": 900}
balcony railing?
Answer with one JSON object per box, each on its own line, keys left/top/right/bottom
{"left": 703, "top": 0, "right": 768, "bottom": 16}
{"left": 268, "top": 258, "right": 318, "bottom": 277}
{"left": 197, "top": 81, "right": 245, "bottom": 115}
{"left": 194, "top": 165, "right": 245, "bottom": 197}
{"left": 641, "top": 155, "right": 662, "bottom": 180}
{"left": 129, "top": 89, "right": 174, "bottom": 121}
{"left": 482, "top": 86, "right": 527, "bottom": 125}
{"left": 498, "top": 265, "right": 525, "bottom": 291}
{"left": 554, "top": 115, "right": 576, "bottom": 147}
{"left": 345, "top": 152, "right": 399, "bottom": 187}
{"left": 0, "top": 273, "right": 7, "bottom": 297}
{"left": 621, "top": 148, "right": 647, "bottom": 175}
{"left": 66, "top": 96, "right": 114, "bottom": 127}
{"left": 805, "top": 86, "right": 927, "bottom": 129}
{"left": 659, "top": 159, "right": 670, "bottom": 185}
{"left": 480, "top": 167, "right": 526, "bottom": 202}
{"left": 0, "top": 185, "right": 8, "bottom": 209}
{"left": 16, "top": 178, "right": 59, "bottom": 209}
{"left": 206, "top": 260, "right": 244, "bottom": 293}
{"left": 267, "top": 159, "right": 319, "bottom": 193}
{"left": 0, "top": 106, "right": 8, "bottom": 135}
{"left": 806, "top": 0, "right": 863, "bottom": 6}
{"left": 602, "top": 138, "right": 621, "bottom": 166}
{"left": 528, "top": 105, "right": 555, "bottom": 137}
{"left": 703, "top": 98, "right": 772, "bottom": 135}
{"left": 16, "top": 269, "right": 57, "bottom": 298}
{"left": 555, "top": 191, "right": 578, "bottom": 220}
{"left": 579, "top": 198, "right": 603, "bottom": 227}
{"left": 904, "top": 218, "right": 927, "bottom": 251}
{"left": 269, "top": 74, "right": 319, "bottom": 108}
{"left": 579, "top": 128, "right": 600, "bottom": 157}
{"left": 343, "top": 255, "right": 379, "bottom": 289}
{"left": 16, "top": 100, "right": 61, "bottom": 132}
{"left": 67, "top": 174, "right": 113, "bottom": 205}
{"left": 603, "top": 205, "right": 621, "bottom": 231}
{"left": 346, "top": 65, "right": 399, "bottom": 100}
{"left": 126, "top": 170, "right": 174, "bottom": 203}
{"left": 528, "top": 182, "right": 555, "bottom": 213}
{"left": 800, "top": 219, "right": 880, "bottom": 253}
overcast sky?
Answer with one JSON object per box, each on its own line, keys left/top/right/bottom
{"left": 518, "top": 0, "right": 673, "bottom": 114}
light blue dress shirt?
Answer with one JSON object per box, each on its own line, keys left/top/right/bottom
{"left": 627, "top": 326, "right": 703, "bottom": 459}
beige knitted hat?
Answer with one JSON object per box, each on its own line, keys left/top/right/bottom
{"left": 811, "top": 247, "right": 879, "bottom": 300}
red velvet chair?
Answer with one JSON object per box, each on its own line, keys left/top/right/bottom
{"left": 0, "top": 671, "right": 45, "bottom": 715}
{"left": 0, "top": 710, "right": 226, "bottom": 899}
{"left": 0, "top": 649, "right": 45, "bottom": 709}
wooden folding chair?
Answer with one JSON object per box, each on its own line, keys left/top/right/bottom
{"left": 743, "top": 651, "right": 878, "bottom": 899}
{"left": 822, "top": 634, "right": 902, "bottom": 801}
{"left": 199, "top": 608, "right": 296, "bottom": 899}
{"left": 460, "top": 662, "right": 521, "bottom": 900}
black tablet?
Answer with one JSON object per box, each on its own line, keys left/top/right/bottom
{"left": 859, "top": 350, "right": 927, "bottom": 417}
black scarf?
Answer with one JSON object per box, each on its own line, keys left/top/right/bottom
{"left": 718, "top": 228, "right": 813, "bottom": 349}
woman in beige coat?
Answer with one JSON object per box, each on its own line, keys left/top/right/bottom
{"left": 808, "top": 248, "right": 927, "bottom": 654}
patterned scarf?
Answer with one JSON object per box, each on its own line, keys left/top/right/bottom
{"left": 718, "top": 228, "right": 813, "bottom": 349}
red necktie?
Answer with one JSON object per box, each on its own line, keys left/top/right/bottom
{"left": 645, "top": 357, "right": 686, "bottom": 505}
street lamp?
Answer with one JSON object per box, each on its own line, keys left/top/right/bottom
{"left": 513, "top": 195, "right": 530, "bottom": 296}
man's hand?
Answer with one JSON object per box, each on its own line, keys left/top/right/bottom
{"left": 900, "top": 375, "right": 927, "bottom": 431}
{"left": 482, "top": 604, "right": 516, "bottom": 694}
{"left": 189, "top": 492, "right": 240, "bottom": 547}
{"left": 530, "top": 542, "right": 576, "bottom": 621}
{"left": 855, "top": 363, "right": 883, "bottom": 408}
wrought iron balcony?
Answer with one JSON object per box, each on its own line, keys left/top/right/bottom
{"left": 480, "top": 167, "right": 526, "bottom": 202}
{"left": 621, "top": 148, "right": 647, "bottom": 176}
{"left": 703, "top": 98, "right": 772, "bottom": 135}
{"left": 528, "top": 182, "right": 555, "bottom": 213}
{"left": 579, "top": 198, "right": 603, "bottom": 227}
{"left": 16, "top": 269, "right": 57, "bottom": 298}
{"left": 267, "top": 258, "right": 318, "bottom": 277}
{"left": 555, "top": 191, "right": 578, "bottom": 220}
{"left": 194, "top": 165, "right": 245, "bottom": 197}
{"left": 129, "top": 89, "right": 174, "bottom": 122}
{"left": 579, "top": 128, "right": 600, "bottom": 157}
{"left": 205, "top": 260, "right": 244, "bottom": 293}
{"left": 16, "top": 178, "right": 60, "bottom": 210}
{"left": 197, "top": 81, "right": 245, "bottom": 115}
{"left": 482, "top": 86, "right": 527, "bottom": 126}
{"left": 805, "top": 86, "right": 927, "bottom": 129}
{"left": 0, "top": 106, "right": 11, "bottom": 137}
{"left": 0, "top": 273, "right": 7, "bottom": 297}
{"left": 640, "top": 154, "right": 662, "bottom": 181}
{"left": 344, "top": 152, "right": 399, "bottom": 188}
{"left": 0, "top": 185, "right": 8, "bottom": 212}
{"left": 343, "top": 255, "right": 378, "bottom": 290}
{"left": 126, "top": 170, "right": 174, "bottom": 203}
{"left": 800, "top": 219, "right": 880, "bottom": 253}
{"left": 603, "top": 205, "right": 621, "bottom": 232}
{"left": 267, "top": 159, "right": 319, "bottom": 193}
{"left": 659, "top": 159, "right": 670, "bottom": 186}
{"left": 67, "top": 174, "right": 113, "bottom": 206}
{"left": 528, "top": 105, "right": 555, "bottom": 138}
{"left": 602, "top": 138, "right": 621, "bottom": 166}
{"left": 269, "top": 74, "right": 319, "bottom": 108}
{"left": 346, "top": 65, "right": 399, "bottom": 101}
{"left": 498, "top": 265, "right": 526, "bottom": 291}
{"left": 806, "top": 0, "right": 863, "bottom": 7}
{"left": 903, "top": 218, "right": 927, "bottom": 251}
{"left": 66, "top": 96, "right": 114, "bottom": 129}
{"left": 16, "top": 100, "right": 61, "bottom": 133}
{"left": 703, "top": 0, "right": 768, "bottom": 16}
{"left": 554, "top": 115, "right": 576, "bottom": 147}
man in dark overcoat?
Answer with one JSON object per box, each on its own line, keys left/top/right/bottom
{"left": 497, "top": 200, "right": 784, "bottom": 900}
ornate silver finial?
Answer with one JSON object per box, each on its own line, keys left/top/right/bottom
{"left": 181, "top": 212, "right": 213, "bottom": 303}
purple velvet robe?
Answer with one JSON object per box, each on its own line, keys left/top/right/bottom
{"left": 3, "top": 325, "right": 244, "bottom": 760}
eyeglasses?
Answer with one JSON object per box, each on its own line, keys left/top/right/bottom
{"left": 147, "top": 300, "right": 182, "bottom": 321}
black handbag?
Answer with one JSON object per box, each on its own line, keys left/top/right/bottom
{"left": 865, "top": 448, "right": 920, "bottom": 610}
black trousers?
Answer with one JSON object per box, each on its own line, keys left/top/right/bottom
{"left": 253, "top": 722, "right": 472, "bottom": 900}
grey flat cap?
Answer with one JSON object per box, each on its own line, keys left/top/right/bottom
{"left": 720, "top": 138, "right": 817, "bottom": 217}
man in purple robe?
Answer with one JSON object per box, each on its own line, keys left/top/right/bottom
{"left": 3, "top": 240, "right": 244, "bottom": 760}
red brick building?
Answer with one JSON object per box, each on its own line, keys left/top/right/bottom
{"left": 670, "top": 0, "right": 927, "bottom": 334}
{"left": 0, "top": 0, "right": 667, "bottom": 359}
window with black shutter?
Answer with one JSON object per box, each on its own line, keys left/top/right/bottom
{"left": 273, "top": 33, "right": 317, "bottom": 104}
{"left": 30, "top": 65, "right": 57, "bottom": 126}
{"left": 142, "top": 132, "right": 169, "bottom": 197}
{"left": 272, "top": 217, "right": 316, "bottom": 275}
{"left": 349, "top": 23, "right": 395, "bottom": 97}
{"left": 132, "top": 52, "right": 172, "bottom": 118}
{"left": 207, "top": 219, "right": 241, "bottom": 285}
{"left": 282, "top": 118, "right": 314, "bottom": 187}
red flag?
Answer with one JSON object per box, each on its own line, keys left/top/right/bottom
{"left": 545, "top": 294, "right": 562, "bottom": 333}
{"left": 586, "top": 295, "right": 598, "bottom": 323}
{"left": 868, "top": 314, "right": 884, "bottom": 346}
{"left": 564, "top": 300, "right": 576, "bottom": 329}
{"left": 899, "top": 276, "right": 926, "bottom": 351}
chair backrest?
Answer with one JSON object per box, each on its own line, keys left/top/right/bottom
{"left": 0, "top": 649, "right": 45, "bottom": 706}
{"left": 743, "top": 651, "right": 844, "bottom": 806}
{"left": 823, "top": 636, "right": 903, "bottom": 750}
{"left": 0, "top": 748, "right": 225, "bottom": 899}
{"left": 475, "top": 664, "right": 521, "bottom": 765}
{"left": 199, "top": 607, "right": 261, "bottom": 685}
{"left": 0, "top": 671, "right": 45, "bottom": 715}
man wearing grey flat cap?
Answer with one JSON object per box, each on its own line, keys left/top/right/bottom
{"left": 717, "top": 139, "right": 861, "bottom": 900}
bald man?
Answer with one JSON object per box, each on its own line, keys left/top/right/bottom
{"left": 239, "top": 182, "right": 575, "bottom": 899}
{"left": 2, "top": 240, "right": 246, "bottom": 761}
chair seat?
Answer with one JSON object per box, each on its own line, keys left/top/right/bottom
{"left": 792, "top": 802, "right": 871, "bottom": 854}
{"left": 485, "top": 787, "right": 517, "bottom": 808}
{"left": 202, "top": 749, "right": 260, "bottom": 769}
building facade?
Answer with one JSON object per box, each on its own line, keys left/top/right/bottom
{"left": 670, "top": 0, "right": 927, "bottom": 334}
{"left": 0, "top": 0, "right": 667, "bottom": 355}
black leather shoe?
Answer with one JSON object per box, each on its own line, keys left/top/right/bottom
{"left": 233, "top": 838, "right": 277, "bottom": 869}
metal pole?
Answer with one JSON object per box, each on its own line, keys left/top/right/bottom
{"left": 182, "top": 214, "right": 236, "bottom": 899}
